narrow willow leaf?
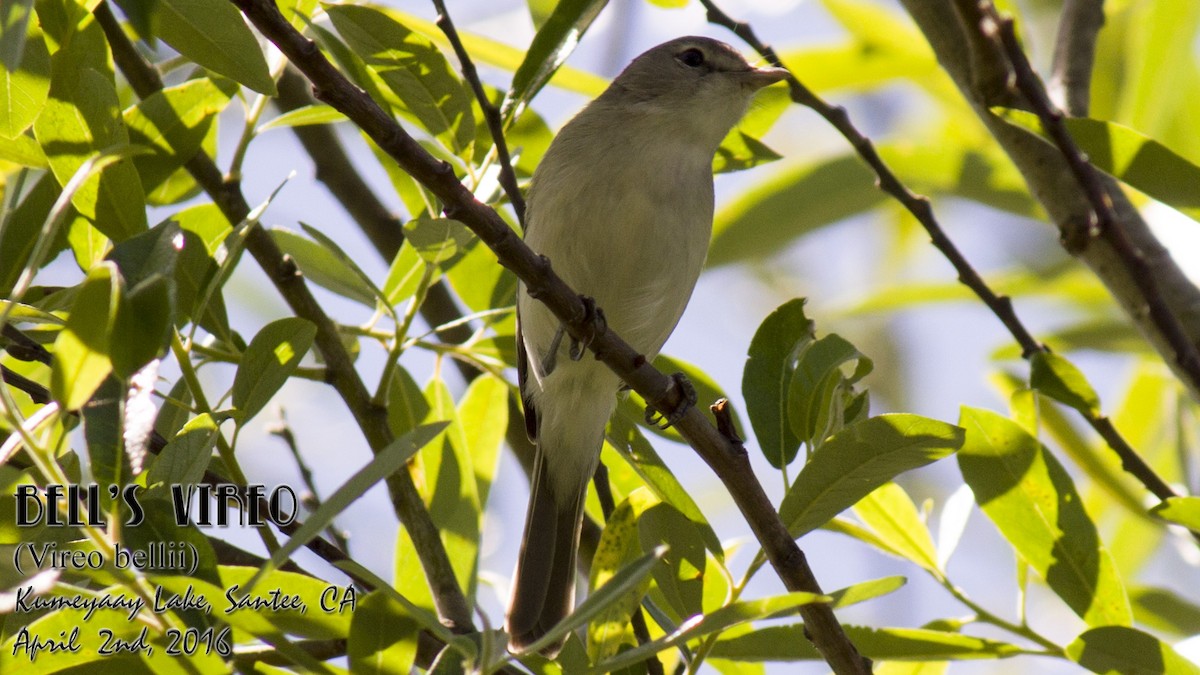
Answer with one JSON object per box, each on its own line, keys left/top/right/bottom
{"left": 156, "top": 0, "right": 276, "bottom": 95}
{"left": 324, "top": 4, "right": 474, "bottom": 154}
{"left": 218, "top": 566, "right": 352, "bottom": 640}
{"left": 853, "top": 482, "right": 938, "bottom": 573}
{"left": 958, "top": 407, "right": 1131, "bottom": 627}
{"left": 34, "top": 65, "right": 147, "bottom": 241}
{"left": 1067, "top": 625, "right": 1200, "bottom": 675}
{"left": 788, "top": 333, "right": 872, "bottom": 448}
{"left": 743, "top": 299, "right": 813, "bottom": 468}
{"left": 709, "top": 624, "right": 1022, "bottom": 661}
{"left": 349, "top": 591, "right": 420, "bottom": 673}
{"left": 606, "top": 414, "right": 722, "bottom": 556}
{"left": 780, "top": 415, "right": 963, "bottom": 537}
{"left": 147, "top": 412, "right": 221, "bottom": 490}
{"left": 0, "top": 17, "right": 49, "bottom": 139}
{"left": 516, "top": 547, "right": 664, "bottom": 657}
{"left": 1030, "top": 352, "right": 1102, "bottom": 416}
{"left": 231, "top": 317, "right": 317, "bottom": 423}
{"left": 502, "top": 0, "right": 608, "bottom": 120}
{"left": 935, "top": 484, "right": 974, "bottom": 570}
{"left": 247, "top": 422, "right": 448, "bottom": 590}
{"left": 456, "top": 374, "right": 507, "bottom": 507}
{"left": 1131, "top": 586, "right": 1200, "bottom": 637}
{"left": 593, "top": 591, "right": 827, "bottom": 673}
{"left": 828, "top": 576, "right": 906, "bottom": 609}
{"left": 259, "top": 104, "right": 348, "bottom": 131}
{"left": 639, "top": 501, "right": 708, "bottom": 622}
{"left": 997, "top": 110, "right": 1200, "bottom": 220}
{"left": 270, "top": 227, "right": 377, "bottom": 307}
{"left": 51, "top": 263, "right": 120, "bottom": 410}
{"left": 403, "top": 217, "right": 474, "bottom": 266}
{"left": 123, "top": 77, "right": 235, "bottom": 192}
{"left": 1151, "top": 496, "right": 1200, "bottom": 531}
{"left": 587, "top": 489, "right": 660, "bottom": 662}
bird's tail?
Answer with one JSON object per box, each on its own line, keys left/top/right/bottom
{"left": 506, "top": 448, "right": 586, "bottom": 655}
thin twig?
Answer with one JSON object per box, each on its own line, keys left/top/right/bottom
{"left": 701, "top": 0, "right": 1200, "bottom": 543}
{"left": 227, "top": 0, "right": 869, "bottom": 671}
{"left": 430, "top": 0, "right": 526, "bottom": 224}
{"left": 986, "top": 7, "right": 1200, "bottom": 390}
{"left": 95, "top": 0, "right": 474, "bottom": 633}
{"left": 267, "top": 407, "right": 351, "bottom": 552}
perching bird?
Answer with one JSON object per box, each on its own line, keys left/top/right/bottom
{"left": 508, "top": 36, "right": 787, "bottom": 653}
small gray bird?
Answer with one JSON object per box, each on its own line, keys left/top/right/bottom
{"left": 508, "top": 36, "right": 787, "bottom": 653}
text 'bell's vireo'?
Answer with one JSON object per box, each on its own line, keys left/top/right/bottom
{"left": 508, "top": 35, "right": 787, "bottom": 653}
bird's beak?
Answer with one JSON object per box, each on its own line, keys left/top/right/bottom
{"left": 742, "top": 66, "right": 789, "bottom": 89}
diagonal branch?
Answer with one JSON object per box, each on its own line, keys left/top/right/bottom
{"left": 227, "top": 0, "right": 870, "bottom": 671}
{"left": 94, "top": 1, "right": 473, "bottom": 632}
{"left": 699, "top": 0, "right": 1200, "bottom": 541}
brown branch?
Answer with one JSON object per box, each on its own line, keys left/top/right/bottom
{"left": 95, "top": 0, "right": 473, "bottom": 633}
{"left": 430, "top": 0, "right": 526, "bottom": 224}
{"left": 1049, "top": 0, "right": 1105, "bottom": 116}
{"left": 985, "top": 9, "right": 1200, "bottom": 390}
{"left": 1, "top": 365, "right": 51, "bottom": 404}
{"left": 699, "top": 0, "right": 1200, "bottom": 545}
{"left": 226, "top": 0, "right": 869, "bottom": 671}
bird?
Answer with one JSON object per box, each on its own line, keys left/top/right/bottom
{"left": 507, "top": 35, "right": 788, "bottom": 653}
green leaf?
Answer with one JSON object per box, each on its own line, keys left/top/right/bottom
{"left": 0, "top": 129, "right": 46, "bottom": 166}
{"left": 1067, "top": 625, "right": 1200, "bottom": 675}
{"left": 456, "top": 373, "right": 508, "bottom": 506}
{"left": 710, "top": 154, "right": 881, "bottom": 268}
{"left": 1131, "top": 586, "right": 1200, "bottom": 637}
{"left": 780, "top": 415, "right": 962, "bottom": 537}
{"left": 0, "top": 17, "right": 49, "bottom": 139}
{"left": 710, "top": 624, "right": 1022, "bottom": 661}
{"left": 130, "top": 496, "right": 222, "bottom": 587}
{"left": 248, "top": 422, "right": 448, "bottom": 590}
{"left": 270, "top": 227, "right": 378, "bottom": 307}
{"left": 587, "top": 489, "right": 661, "bottom": 662}
{"left": 123, "top": 77, "right": 235, "bottom": 192}
{"left": 156, "top": 0, "right": 276, "bottom": 95}
{"left": 828, "top": 576, "right": 907, "bottom": 609}
{"left": 593, "top": 591, "right": 827, "bottom": 673}
{"left": 515, "top": 547, "right": 665, "bottom": 657}
{"left": 34, "top": 65, "right": 147, "bottom": 241}
{"left": 403, "top": 217, "right": 474, "bottom": 266}
{"left": 231, "top": 317, "right": 317, "bottom": 423}
{"left": 502, "top": 0, "right": 607, "bottom": 120}
{"left": 605, "top": 414, "right": 723, "bottom": 557}
{"left": 743, "top": 299, "right": 814, "bottom": 468}
{"left": 218, "top": 566, "right": 351, "bottom": 640}
{"left": 348, "top": 591, "right": 420, "bottom": 674}
{"left": 0, "top": 0, "right": 34, "bottom": 71}
{"left": 997, "top": 110, "right": 1200, "bottom": 221}
{"left": 639, "top": 501, "right": 708, "bottom": 621}
{"left": 259, "top": 103, "right": 348, "bottom": 131}
{"left": 0, "top": 174, "right": 65, "bottom": 295}
{"left": 1151, "top": 496, "right": 1200, "bottom": 530}
{"left": 385, "top": 366, "right": 431, "bottom": 438}
{"left": 324, "top": 4, "right": 474, "bottom": 154}
{"left": 787, "top": 333, "right": 872, "bottom": 448}
{"left": 147, "top": 412, "right": 220, "bottom": 490}
{"left": 957, "top": 407, "right": 1132, "bottom": 627}
{"left": 853, "top": 482, "right": 938, "bottom": 573}
{"left": 51, "top": 263, "right": 120, "bottom": 410}
{"left": 382, "top": 240, "right": 428, "bottom": 305}
{"left": 1029, "top": 351, "right": 1103, "bottom": 418}
{"left": 383, "top": 9, "right": 608, "bottom": 99}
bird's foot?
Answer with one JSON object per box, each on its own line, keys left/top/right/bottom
{"left": 569, "top": 296, "right": 606, "bottom": 361}
{"left": 540, "top": 326, "right": 565, "bottom": 376}
{"left": 645, "top": 373, "right": 697, "bottom": 429}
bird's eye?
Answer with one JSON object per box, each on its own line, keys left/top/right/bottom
{"left": 678, "top": 48, "right": 705, "bottom": 68}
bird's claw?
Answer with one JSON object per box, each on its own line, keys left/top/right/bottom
{"left": 569, "top": 296, "right": 606, "bottom": 361}
{"left": 645, "top": 373, "right": 697, "bottom": 429}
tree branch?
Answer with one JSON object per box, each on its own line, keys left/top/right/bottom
{"left": 1049, "top": 0, "right": 1105, "bottom": 116}
{"left": 227, "top": 0, "right": 869, "bottom": 671}
{"left": 430, "top": 0, "right": 526, "bottom": 224}
{"left": 698, "top": 0, "right": 1200, "bottom": 540}
{"left": 95, "top": 0, "right": 474, "bottom": 633}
